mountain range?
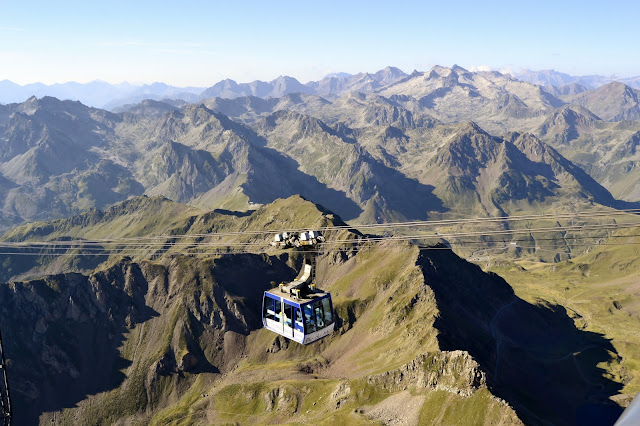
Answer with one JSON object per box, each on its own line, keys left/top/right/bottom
{"left": 0, "top": 67, "right": 409, "bottom": 110}
{"left": 515, "top": 69, "right": 640, "bottom": 90}
{"left": 4, "top": 65, "right": 639, "bottom": 111}
{"left": 0, "top": 80, "right": 204, "bottom": 110}
{"left": 0, "top": 87, "right": 628, "bottom": 236}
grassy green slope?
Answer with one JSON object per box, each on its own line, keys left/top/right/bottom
{"left": 485, "top": 225, "right": 640, "bottom": 405}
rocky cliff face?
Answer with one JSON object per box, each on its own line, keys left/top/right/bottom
{"left": 1, "top": 253, "right": 293, "bottom": 425}
{"left": 366, "top": 351, "right": 486, "bottom": 396}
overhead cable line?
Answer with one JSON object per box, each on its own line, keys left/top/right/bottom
{"left": 7, "top": 208, "right": 639, "bottom": 244}
{"left": 320, "top": 221, "right": 640, "bottom": 244}
{"left": 3, "top": 221, "right": 640, "bottom": 258}
{"left": 4, "top": 212, "right": 639, "bottom": 248}
{"left": 0, "top": 212, "right": 639, "bottom": 259}
{"left": 4, "top": 239, "right": 640, "bottom": 258}
{"left": 2, "top": 221, "right": 640, "bottom": 253}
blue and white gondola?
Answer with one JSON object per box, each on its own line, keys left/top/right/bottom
{"left": 262, "top": 231, "right": 335, "bottom": 345}
{"left": 262, "top": 288, "right": 334, "bottom": 344}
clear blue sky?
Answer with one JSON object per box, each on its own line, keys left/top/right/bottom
{"left": 1, "top": 0, "right": 638, "bottom": 86}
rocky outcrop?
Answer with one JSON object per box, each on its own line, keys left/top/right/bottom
{"left": 367, "top": 351, "right": 486, "bottom": 397}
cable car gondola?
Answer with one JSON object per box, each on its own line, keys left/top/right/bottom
{"left": 262, "top": 231, "right": 334, "bottom": 345}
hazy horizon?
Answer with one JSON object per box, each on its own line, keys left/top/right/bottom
{"left": 1, "top": 64, "right": 638, "bottom": 89}
{"left": 1, "top": 0, "right": 639, "bottom": 86}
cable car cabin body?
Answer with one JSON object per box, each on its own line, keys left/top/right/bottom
{"left": 262, "top": 289, "right": 334, "bottom": 344}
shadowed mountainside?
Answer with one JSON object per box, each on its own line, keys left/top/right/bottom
{"left": 418, "top": 247, "right": 623, "bottom": 425}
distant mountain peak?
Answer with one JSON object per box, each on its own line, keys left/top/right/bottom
{"left": 322, "top": 72, "right": 352, "bottom": 79}
{"left": 455, "top": 121, "right": 486, "bottom": 135}
{"left": 272, "top": 75, "right": 300, "bottom": 83}
{"left": 535, "top": 106, "right": 600, "bottom": 143}
{"left": 429, "top": 65, "right": 454, "bottom": 77}
{"left": 570, "top": 80, "right": 640, "bottom": 121}
{"left": 558, "top": 105, "right": 599, "bottom": 121}
{"left": 451, "top": 64, "right": 469, "bottom": 73}
{"left": 145, "top": 82, "right": 170, "bottom": 90}
{"left": 376, "top": 66, "right": 405, "bottom": 75}
{"left": 602, "top": 81, "right": 628, "bottom": 90}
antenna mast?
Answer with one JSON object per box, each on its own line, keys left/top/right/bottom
{"left": 0, "top": 327, "right": 11, "bottom": 426}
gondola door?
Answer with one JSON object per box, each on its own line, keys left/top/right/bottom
{"left": 283, "top": 302, "right": 295, "bottom": 338}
